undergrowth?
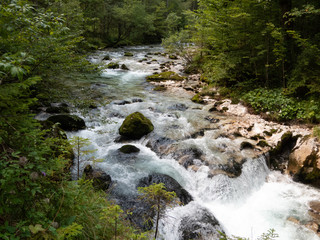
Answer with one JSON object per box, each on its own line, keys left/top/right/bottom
{"left": 240, "top": 88, "right": 320, "bottom": 123}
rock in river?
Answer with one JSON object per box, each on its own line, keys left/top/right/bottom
{"left": 47, "top": 114, "right": 86, "bottom": 131}
{"left": 118, "top": 144, "right": 140, "bottom": 154}
{"left": 178, "top": 203, "right": 224, "bottom": 240}
{"left": 84, "top": 165, "right": 112, "bottom": 191}
{"left": 119, "top": 112, "right": 154, "bottom": 140}
{"left": 137, "top": 173, "right": 193, "bottom": 205}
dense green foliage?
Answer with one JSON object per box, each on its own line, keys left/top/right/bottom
{"left": 0, "top": 1, "right": 144, "bottom": 239}
{"left": 74, "top": 0, "right": 198, "bottom": 46}
{"left": 167, "top": 0, "right": 320, "bottom": 122}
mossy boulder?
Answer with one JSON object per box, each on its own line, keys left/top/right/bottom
{"left": 119, "top": 112, "right": 154, "bottom": 140}
{"left": 103, "top": 55, "right": 111, "bottom": 60}
{"left": 121, "top": 64, "right": 129, "bottom": 70}
{"left": 146, "top": 71, "right": 185, "bottom": 82}
{"left": 107, "top": 62, "right": 120, "bottom": 69}
{"left": 191, "top": 94, "right": 205, "bottom": 104}
{"left": 169, "top": 55, "right": 178, "bottom": 59}
{"left": 153, "top": 85, "right": 167, "bottom": 91}
{"left": 124, "top": 52, "right": 133, "bottom": 56}
{"left": 119, "top": 144, "right": 140, "bottom": 154}
{"left": 47, "top": 114, "right": 86, "bottom": 131}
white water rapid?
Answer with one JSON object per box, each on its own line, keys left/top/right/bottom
{"left": 65, "top": 45, "right": 320, "bottom": 240}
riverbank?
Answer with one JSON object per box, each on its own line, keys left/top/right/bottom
{"left": 146, "top": 58, "right": 320, "bottom": 236}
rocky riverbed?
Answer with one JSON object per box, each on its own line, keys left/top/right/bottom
{"left": 38, "top": 45, "right": 320, "bottom": 239}
{"left": 146, "top": 58, "right": 320, "bottom": 236}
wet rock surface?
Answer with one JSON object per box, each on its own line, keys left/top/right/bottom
{"left": 178, "top": 204, "right": 224, "bottom": 240}
{"left": 118, "top": 144, "right": 140, "bottom": 154}
{"left": 46, "top": 114, "right": 86, "bottom": 131}
{"left": 110, "top": 192, "right": 154, "bottom": 231}
{"left": 84, "top": 165, "right": 112, "bottom": 191}
{"left": 137, "top": 173, "right": 193, "bottom": 205}
{"left": 168, "top": 103, "right": 188, "bottom": 111}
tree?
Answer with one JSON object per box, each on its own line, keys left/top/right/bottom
{"left": 138, "top": 183, "right": 178, "bottom": 239}
{"left": 69, "top": 136, "right": 100, "bottom": 180}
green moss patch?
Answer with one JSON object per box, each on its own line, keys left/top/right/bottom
{"left": 153, "top": 85, "right": 167, "bottom": 91}
{"left": 124, "top": 52, "right": 133, "bottom": 56}
{"left": 119, "top": 112, "right": 154, "bottom": 140}
{"left": 146, "top": 71, "right": 185, "bottom": 82}
{"left": 119, "top": 145, "right": 140, "bottom": 154}
{"left": 257, "top": 140, "right": 269, "bottom": 148}
{"left": 191, "top": 94, "right": 205, "bottom": 104}
{"left": 107, "top": 62, "right": 120, "bottom": 69}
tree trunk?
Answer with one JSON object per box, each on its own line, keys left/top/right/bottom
{"left": 265, "top": 37, "right": 270, "bottom": 87}
{"left": 155, "top": 198, "right": 160, "bottom": 239}
{"left": 77, "top": 138, "right": 80, "bottom": 180}
{"left": 279, "top": 0, "right": 292, "bottom": 88}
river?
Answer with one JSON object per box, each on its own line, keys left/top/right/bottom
{"left": 65, "top": 45, "right": 320, "bottom": 240}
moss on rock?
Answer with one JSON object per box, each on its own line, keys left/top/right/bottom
{"left": 103, "top": 55, "right": 110, "bottom": 60}
{"left": 47, "top": 114, "right": 86, "bottom": 131}
{"left": 153, "top": 85, "right": 167, "bottom": 91}
{"left": 124, "top": 52, "right": 134, "bottom": 56}
{"left": 257, "top": 140, "right": 269, "bottom": 148}
{"left": 146, "top": 71, "right": 185, "bottom": 82}
{"left": 169, "top": 55, "right": 178, "bottom": 59}
{"left": 119, "top": 112, "right": 154, "bottom": 140}
{"left": 119, "top": 145, "right": 140, "bottom": 154}
{"left": 191, "top": 94, "right": 205, "bottom": 104}
{"left": 121, "top": 64, "right": 129, "bottom": 70}
{"left": 107, "top": 62, "right": 120, "bottom": 69}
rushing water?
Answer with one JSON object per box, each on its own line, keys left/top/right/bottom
{"left": 64, "top": 45, "right": 320, "bottom": 240}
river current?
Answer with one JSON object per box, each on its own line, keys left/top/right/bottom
{"left": 65, "top": 45, "right": 320, "bottom": 240}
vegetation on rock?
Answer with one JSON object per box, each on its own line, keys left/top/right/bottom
{"left": 191, "top": 94, "right": 205, "bottom": 104}
{"left": 119, "top": 144, "right": 141, "bottom": 154}
{"left": 153, "top": 85, "right": 167, "bottom": 91}
{"left": 119, "top": 112, "right": 154, "bottom": 140}
{"left": 146, "top": 71, "right": 185, "bottom": 82}
{"left": 47, "top": 115, "right": 86, "bottom": 131}
{"left": 107, "top": 62, "right": 120, "bottom": 69}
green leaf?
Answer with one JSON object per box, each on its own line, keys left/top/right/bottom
{"left": 29, "top": 224, "right": 45, "bottom": 234}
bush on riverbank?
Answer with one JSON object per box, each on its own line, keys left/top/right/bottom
{"left": 242, "top": 88, "right": 320, "bottom": 123}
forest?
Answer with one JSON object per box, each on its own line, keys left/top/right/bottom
{"left": 1, "top": 0, "right": 320, "bottom": 239}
